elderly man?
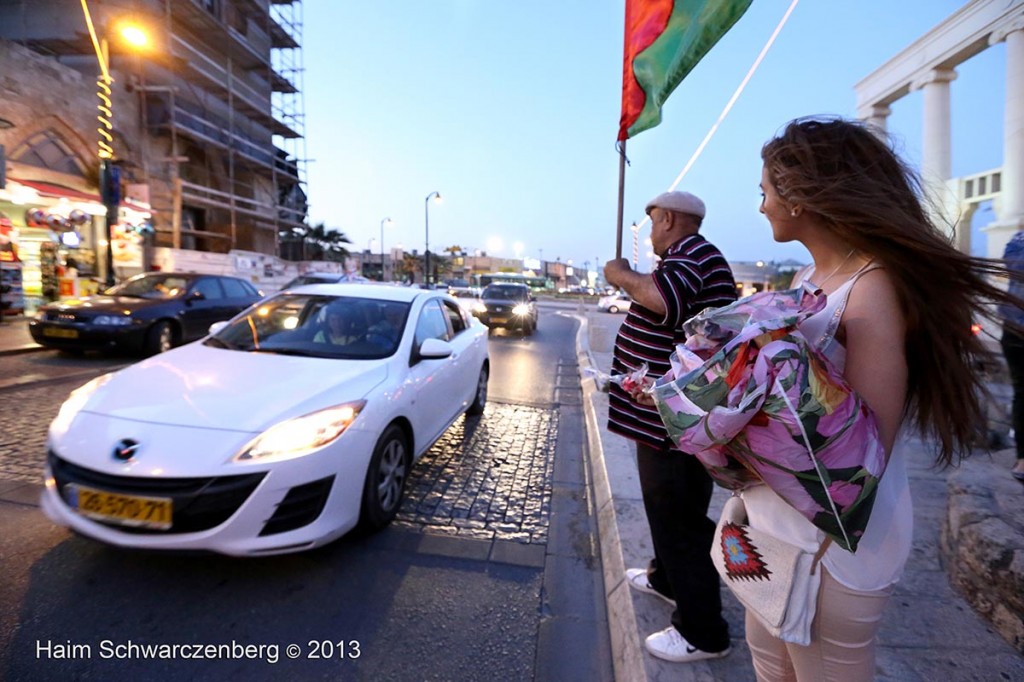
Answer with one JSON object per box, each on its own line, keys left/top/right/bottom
{"left": 604, "top": 191, "right": 738, "bottom": 663}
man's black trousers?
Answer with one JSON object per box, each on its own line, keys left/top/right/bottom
{"left": 636, "top": 442, "right": 730, "bottom": 652}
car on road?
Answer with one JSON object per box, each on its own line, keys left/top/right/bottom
{"left": 29, "top": 272, "right": 264, "bottom": 356}
{"left": 40, "top": 284, "right": 490, "bottom": 556}
{"left": 597, "top": 292, "right": 632, "bottom": 314}
{"left": 449, "top": 287, "right": 484, "bottom": 314}
{"left": 280, "top": 272, "right": 370, "bottom": 290}
{"left": 473, "top": 283, "right": 538, "bottom": 335}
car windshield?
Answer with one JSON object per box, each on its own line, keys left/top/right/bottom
{"left": 106, "top": 275, "right": 190, "bottom": 300}
{"left": 205, "top": 294, "right": 410, "bottom": 359}
{"left": 482, "top": 284, "right": 528, "bottom": 301}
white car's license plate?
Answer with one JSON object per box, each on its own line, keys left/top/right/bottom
{"left": 68, "top": 484, "right": 173, "bottom": 529}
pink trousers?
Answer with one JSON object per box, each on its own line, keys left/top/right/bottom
{"left": 745, "top": 568, "right": 894, "bottom": 682}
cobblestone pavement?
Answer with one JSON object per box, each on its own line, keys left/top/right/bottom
{"left": 0, "top": 381, "right": 74, "bottom": 483}
{"left": 1, "top": 381, "right": 562, "bottom": 551}
{"left": 396, "top": 402, "right": 557, "bottom": 545}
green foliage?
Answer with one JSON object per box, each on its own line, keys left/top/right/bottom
{"left": 279, "top": 222, "right": 351, "bottom": 261}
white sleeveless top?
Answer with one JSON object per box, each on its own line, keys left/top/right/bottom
{"left": 740, "top": 264, "right": 913, "bottom": 592}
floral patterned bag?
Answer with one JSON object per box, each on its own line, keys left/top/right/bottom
{"left": 652, "top": 284, "right": 887, "bottom": 552}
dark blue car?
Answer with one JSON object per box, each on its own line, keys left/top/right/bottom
{"left": 29, "top": 272, "right": 263, "bottom": 355}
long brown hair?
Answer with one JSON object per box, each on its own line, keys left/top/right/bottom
{"left": 762, "top": 116, "right": 1016, "bottom": 466}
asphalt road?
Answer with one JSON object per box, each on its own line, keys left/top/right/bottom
{"left": 0, "top": 305, "right": 612, "bottom": 681}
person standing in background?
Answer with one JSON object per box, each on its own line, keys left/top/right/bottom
{"left": 1000, "top": 230, "right": 1024, "bottom": 483}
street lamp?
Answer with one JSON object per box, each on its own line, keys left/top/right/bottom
{"left": 81, "top": 1, "right": 148, "bottom": 288}
{"left": 380, "top": 217, "right": 392, "bottom": 281}
{"left": 424, "top": 191, "right": 441, "bottom": 286}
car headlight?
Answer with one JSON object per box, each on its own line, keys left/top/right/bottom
{"left": 94, "top": 315, "right": 133, "bottom": 326}
{"left": 512, "top": 304, "right": 530, "bottom": 316}
{"left": 471, "top": 301, "right": 486, "bottom": 314}
{"left": 50, "top": 374, "right": 114, "bottom": 437}
{"left": 234, "top": 400, "right": 367, "bottom": 463}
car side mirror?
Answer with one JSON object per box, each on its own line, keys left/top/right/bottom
{"left": 418, "top": 337, "right": 453, "bottom": 359}
{"left": 208, "top": 321, "right": 229, "bottom": 335}
{"left": 188, "top": 290, "right": 206, "bottom": 303}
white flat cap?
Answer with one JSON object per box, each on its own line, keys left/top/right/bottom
{"left": 645, "top": 191, "right": 706, "bottom": 219}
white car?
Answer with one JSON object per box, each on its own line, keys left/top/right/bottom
{"left": 597, "top": 292, "right": 632, "bottom": 313}
{"left": 41, "top": 284, "right": 490, "bottom": 556}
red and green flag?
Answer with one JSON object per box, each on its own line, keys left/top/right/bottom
{"left": 618, "top": 0, "right": 753, "bottom": 141}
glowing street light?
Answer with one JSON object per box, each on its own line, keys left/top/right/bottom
{"left": 380, "top": 217, "right": 393, "bottom": 281}
{"left": 118, "top": 24, "right": 149, "bottom": 48}
{"left": 424, "top": 191, "right": 442, "bottom": 285}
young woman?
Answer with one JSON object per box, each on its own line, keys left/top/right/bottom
{"left": 747, "top": 116, "right": 1017, "bottom": 681}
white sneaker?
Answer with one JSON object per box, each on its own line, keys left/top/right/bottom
{"left": 644, "top": 626, "right": 730, "bottom": 663}
{"left": 625, "top": 568, "right": 673, "bottom": 606}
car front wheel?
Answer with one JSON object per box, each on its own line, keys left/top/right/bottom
{"left": 608, "top": 305, "right": 619, "bottom": 314}
{"left": 359, "top": 424, "right": 410, "bottom": 530}
{"left": 467, "top": 363, "right": 489, "bottom": 415}
{"left": 146, "top": 321, "right": 175, "bottom": 355}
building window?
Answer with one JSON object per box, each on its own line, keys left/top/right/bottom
{"left": 13, "top": 130, "right": 86, "bottom": 176}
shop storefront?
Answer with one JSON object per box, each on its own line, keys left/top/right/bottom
{"left": 0, "top": 178, "right": 151, "bottom": 315}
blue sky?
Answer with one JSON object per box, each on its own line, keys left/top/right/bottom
{"left": 301, "top": 1, "right": 1005, "bottom": 272}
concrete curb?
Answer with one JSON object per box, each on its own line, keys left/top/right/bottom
{"left": 573, "top": 314, "right": 646, "bottom": 682}
{"left": 0, "top": 344, "right": 44, "bottom": 356}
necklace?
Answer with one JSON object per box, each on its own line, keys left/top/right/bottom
{"left": 814, "top": 249, "right": 855, "bottom": 289}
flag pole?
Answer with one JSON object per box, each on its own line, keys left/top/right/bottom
{"left": 615, "top": 140, "right": 626, "bottom": 260}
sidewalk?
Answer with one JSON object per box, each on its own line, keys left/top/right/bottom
{"left": 575, "top": 313, "right": 1024, "bottom": 682}
{"left": 0, "top": 315, "right": 43, "bottom": 355}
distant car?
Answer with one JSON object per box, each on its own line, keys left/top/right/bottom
{"left": 40, "top": 284, "right": 490, "bottom": 556}
{"left": 29, "top": 272, "right": 264, "bottom": 355}
{"left": 449, "top": 287, "right": 485, "bottom": 314}
{"left": 281, "top": 272, "right": 369, "bottom": 289}
{"left": 474, "top": 283, "right": 538, "bottom": 334}
{"left": 597, "top": 292, "right": 632, "bottom": 314}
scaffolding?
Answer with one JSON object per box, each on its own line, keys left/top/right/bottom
{"left": 143, "top": 0, "right": 308, "bottom": 254}
{"left": 0, "top": 0, "right": 307, "bottom": 257}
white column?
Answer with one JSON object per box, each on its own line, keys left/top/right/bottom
{"left": 912, "top": 68, "right": 957, "bottom": 190}
{"left": 991, "top": 20, "right": 1024, "bottom": 232}
{"left": 911, "top": 68, "right": 958, "bottom": 238}
{"left": 864, "top": 104, "right": 892, "bottom": 136}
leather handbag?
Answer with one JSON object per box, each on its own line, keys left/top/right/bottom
{"left": 711, "top": 494, "right": 831, "bottom": 646}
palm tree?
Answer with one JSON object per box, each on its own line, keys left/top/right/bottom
{"left": 304, "top": 223, "right": 352, "bottom": 261}
{"left": 279, "top": 222, "right": 352, "bottom": 261}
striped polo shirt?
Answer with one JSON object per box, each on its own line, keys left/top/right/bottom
{"left": 608, "top": 233, "right": 737, "bottom": 449}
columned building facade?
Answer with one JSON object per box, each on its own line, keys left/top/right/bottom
{"left": 855, "top": 0, "right": 1024, "bottom": 258}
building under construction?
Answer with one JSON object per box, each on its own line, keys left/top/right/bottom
{"left": 0, "top": 0, "right": 306, "bottom": 259}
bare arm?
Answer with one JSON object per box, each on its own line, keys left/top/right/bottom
{"left": 840, "top": 269, "right": 908, "bottom": 453}
{"left": 604, "top": 258, "right": 666, "bottom": 315}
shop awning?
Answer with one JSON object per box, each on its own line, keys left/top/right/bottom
{"left": 9, "top": 178, "right": 100, "bottom": 203}
{"left": 5, "top": 177, "right": 151, "bottom": 212}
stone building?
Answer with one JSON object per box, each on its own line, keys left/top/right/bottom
{"left": 0, "top": 0, "right": 305, "bottom": 309}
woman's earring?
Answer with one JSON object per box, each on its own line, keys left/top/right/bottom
{"left": 790, "top": 207, "right": 799, "bottom": 217}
